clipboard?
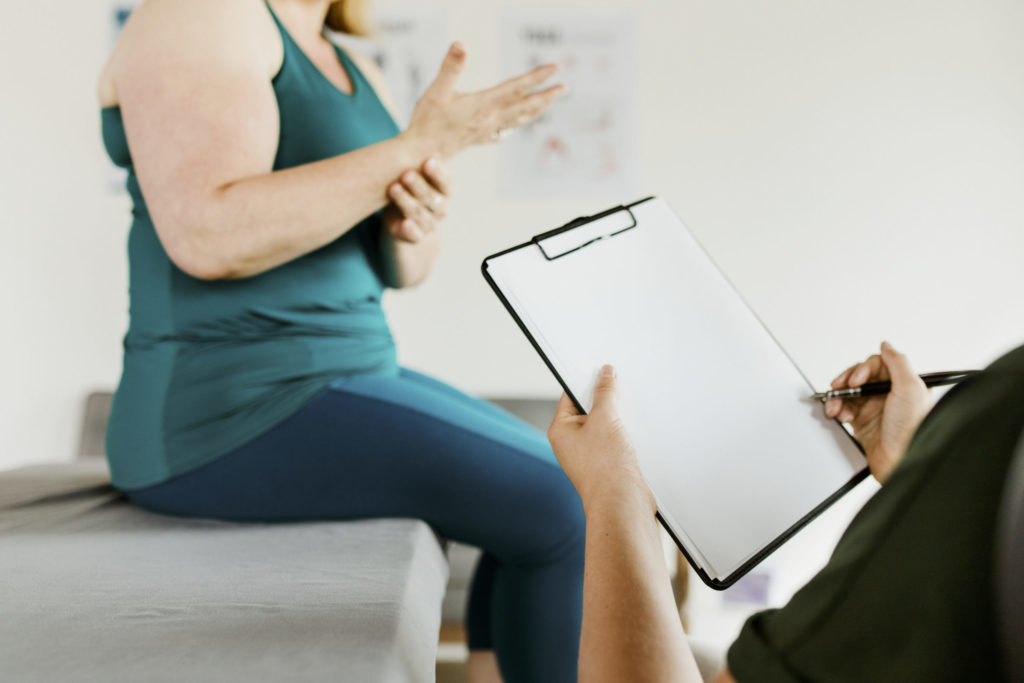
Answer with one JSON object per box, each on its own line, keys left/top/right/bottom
{"left": 481, "top": 196, "right": 868, "bottom": 589}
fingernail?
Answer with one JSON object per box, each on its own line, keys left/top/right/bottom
{"left": 600, "top": 364, "right": 615, "bottom": 378}
{"left": 403, "top": 171, "right": 416, "bottom": 182}
{"left": 881, "top": 341, "right": 894, "bottom": 354}
{"left": 450, "top": 42, "right": 465, "bottom": 57}
{"left": 425, "top": 157, "right": 439, "bottom": 172}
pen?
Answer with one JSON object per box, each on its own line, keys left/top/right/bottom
{"left": 811, "top": 370, "right": 981, "bottom": 401}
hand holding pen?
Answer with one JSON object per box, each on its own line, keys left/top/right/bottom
{"left": 819, "top": 342, "right": 936, "bottom": 484}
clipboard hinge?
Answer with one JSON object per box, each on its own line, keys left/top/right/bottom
{"left": 531, "top": 204, "right": 639, "bottom": 261}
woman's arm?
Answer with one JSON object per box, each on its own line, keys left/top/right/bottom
{"left": 579, "top": 478, "right": 708, "bottom": 683}
{"left": 346, "top": 50, "right": 447, "bottom": 289}
{"left": 107, "top": 0, "right": 563, "bottom": 281}
{"left": 548, "top": 367, "right": 727, "bottom": 683}
{"left": 108, "top": 0, "right": 426, "bottom": 280}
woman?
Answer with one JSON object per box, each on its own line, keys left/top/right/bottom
{"left": 97, "top": 1, "right": 577, "bottom": 681}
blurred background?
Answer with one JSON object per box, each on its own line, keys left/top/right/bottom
{"left": 2, "top": 0, "right": 1023, "bottom": 662}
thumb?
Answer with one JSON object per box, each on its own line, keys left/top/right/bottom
{"left": 427, "top": 42, "right": 466, "bottom": 95}
{"left": 590, "top": 365, "right": 619, "bottom": 416}
{"left": 880, "top": 341, "right": 920, "bottom": 393}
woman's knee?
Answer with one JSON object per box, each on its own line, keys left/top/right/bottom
{"left": 529, "top": 474, "right": 586, "bottom": 563}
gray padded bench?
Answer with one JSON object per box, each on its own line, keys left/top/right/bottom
{"left": 0, "top": 461, "right": 448, "bottom": 682}
{"left": 71, "top": 392, "right": 562, "bottom": 632}
{"left": 1, "top": 394, "right": 562, "bottom": 682}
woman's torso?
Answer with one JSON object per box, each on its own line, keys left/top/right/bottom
{"left": 103, "top": 2, "right": 401, "bottom": 489}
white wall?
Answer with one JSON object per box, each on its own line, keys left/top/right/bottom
{"left": 392, "top": 0, "right": 1024, "bottom": 400}
{"left": 2, "top": 2, "right": 1022, "bottom": 454}
{"left": 2, "top": 0, "right": 133, "bottom": 470}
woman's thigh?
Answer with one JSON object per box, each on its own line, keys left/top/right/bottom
{"left": 330, "top": 369, "right": 559, "bottom": 468}
{"left": 128, "top": 373, "right": 582, "bottom": 563}
{"left": 395, "top": 368, "right": 550, "bottom": 444}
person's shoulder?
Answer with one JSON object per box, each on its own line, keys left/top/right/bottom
{"left": 110, "top": 0, "right": 279, "bottom": 77}
{"left": 927, "top": 341, "right": 1024, "bottom": 430}
{"left": 121, "top": 0, "right": 270, "bottom": 39}
{"left": 984, "top": 343, "right": 1024, "bottom": 376}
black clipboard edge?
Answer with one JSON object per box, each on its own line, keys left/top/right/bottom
{"left": 660, "top": 467, "right": 870, "bottom": 590}
{"left": 480, "top": 195, "right": 869, "bottom": 590}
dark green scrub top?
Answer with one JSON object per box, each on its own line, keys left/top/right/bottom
{"left": 102, "top": 7, "right": 401, "bottom": 490}
{"left": 728, "top": 345, "right": 1024, "bottom": 682}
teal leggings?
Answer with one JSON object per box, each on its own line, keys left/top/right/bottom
{"left": 127, "top": 369, "right": 585, "bottom": 683}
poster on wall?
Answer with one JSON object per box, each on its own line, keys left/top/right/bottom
{"left": 498, "top": 6, "right": 638, "bottom": 197}
{"left": 329, "top": 2, "right": 449, "bottom": 126}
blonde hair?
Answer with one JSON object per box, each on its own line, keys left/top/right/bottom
{"left": 325, "top": 0, "right": 373, "bottom": 36}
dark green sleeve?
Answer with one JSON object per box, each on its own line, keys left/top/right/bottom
{"left": 727, "top": 346, "right": 1024, "bottom": 683}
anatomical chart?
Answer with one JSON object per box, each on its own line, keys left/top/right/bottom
{"left": 499, "top": 7, "right": 637, "bottom": 196}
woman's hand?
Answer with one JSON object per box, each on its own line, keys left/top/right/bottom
{"left": 548, "top": 365, "right": 655, "bottom": 513}
{"left": 403, "top": 42, "right": 568, "bottom": 159}
{"left": 383, "top": 157, "right": 453, "bottom": 243}
{"left": 824, "top": 342, "right": 932, "bottom": 483}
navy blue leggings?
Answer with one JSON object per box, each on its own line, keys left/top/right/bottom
{"left": 127, "top": 369, "right": 585, "bottom": 683}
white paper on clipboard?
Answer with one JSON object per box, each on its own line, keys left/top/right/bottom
{"left": 482, "top": 197, "right": 867, "bottom": 587}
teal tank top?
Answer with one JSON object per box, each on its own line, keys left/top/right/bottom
{"left": 102, "top": 7, "right": 401, "bottom": 489}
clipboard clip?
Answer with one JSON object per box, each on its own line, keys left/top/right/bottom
{"left": 531, "top": 204, "right": 639, "bottom": 261}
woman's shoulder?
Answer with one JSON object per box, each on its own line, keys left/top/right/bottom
{"left": 99, "top": 0, "right": 281, "bottom": 108}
